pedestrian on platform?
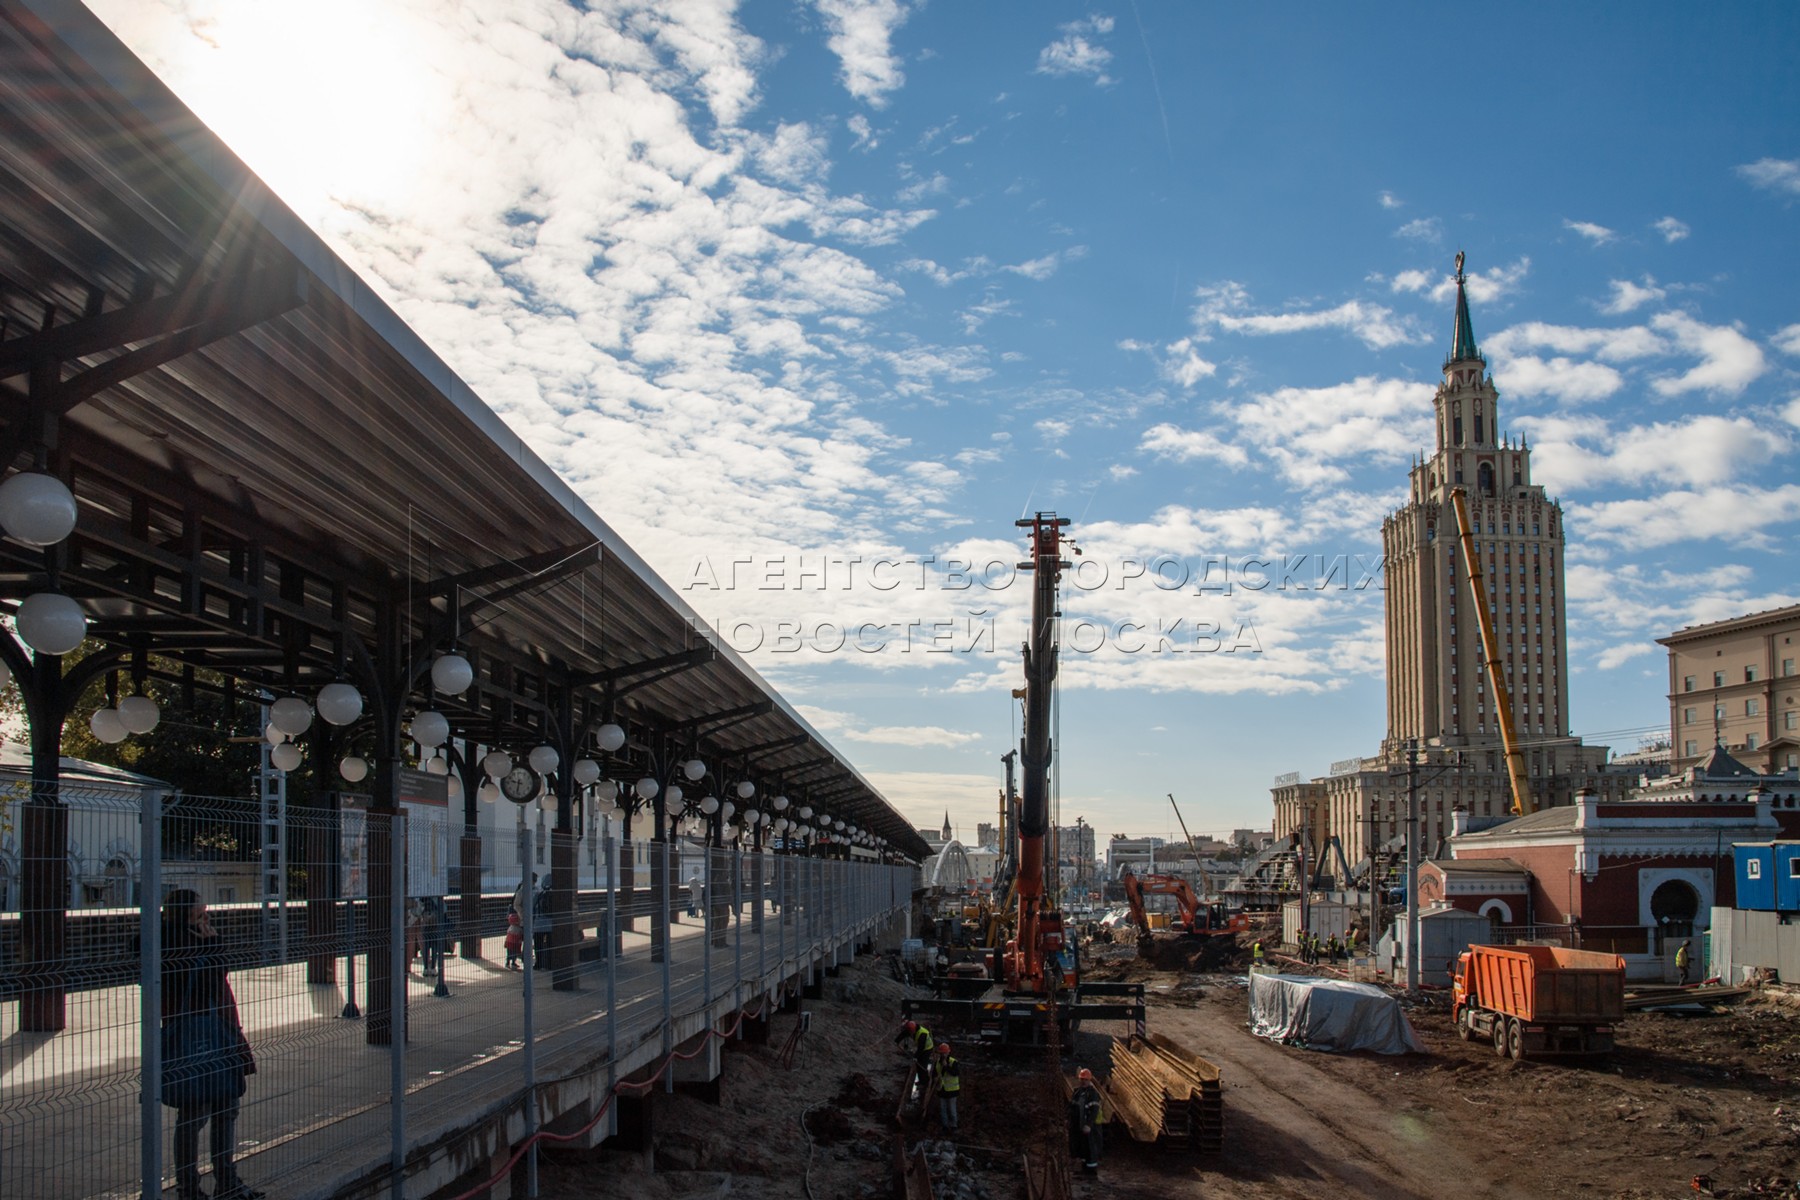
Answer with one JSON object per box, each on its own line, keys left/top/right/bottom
{"left": 686, "top": 872, "right": 703, "bottom": 919}
{"left": 159, "top": 890, "right": 264, "bottom": 1200}
{"left": 504, "top": 911, "right": 523, "bottom": 970}
{"left": 1069, "top": 1067, "right": 1104, "bottom": 1174}
{"left": 421, "top": 895, "right": 446, "bottom": 976}
{"left": 1676, "top": 938, "right": 1692, "bottom": 986}
{"left": 532, "top": 874, "right": 553, "bottom": 967}
{"left": 934, "top": 1042, "right": 962, "bottom": 1133}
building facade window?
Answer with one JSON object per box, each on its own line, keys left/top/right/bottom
{"left": 1714, "top": 671, "right": 1726, "bottom": 687}
{"left": 1683, "top": 675, "right": 1696, "bottom": 691}
{"left": 1747, "top": 699, "right": 1761, "bottom": 716}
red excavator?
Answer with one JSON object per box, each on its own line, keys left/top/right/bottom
{"left": 1121, "top": 870, "right": 1249, "bottom": 955}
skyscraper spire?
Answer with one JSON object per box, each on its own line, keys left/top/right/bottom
{"left": 1450, "top": 250, "right": 1480, "bottom": 363}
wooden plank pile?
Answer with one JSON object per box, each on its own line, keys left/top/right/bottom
{"left": 1102, "top": 1032, "right": 1223, "bottom": 1154}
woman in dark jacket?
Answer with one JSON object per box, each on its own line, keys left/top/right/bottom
{"left": 160, "top": 889, "right": 263, "bottom": 1200}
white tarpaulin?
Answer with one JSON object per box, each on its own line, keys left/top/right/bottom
{"left": 1248, "top": 974, "right": 1424, "bottom": 1055}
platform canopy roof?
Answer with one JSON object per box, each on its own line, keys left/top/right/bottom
{"left": 0, "top": 0, "right": 928, "bottom": 860}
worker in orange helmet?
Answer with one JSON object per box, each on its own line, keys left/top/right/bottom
{"left": 933, "top": 1042, "right": 961, "bottom": 1134}
{"left": 895, "top": 1019, "right": 935, "bottom": 1095}
{"left": 1068, "top": 1067, "right": 1103, "bottom": 1173}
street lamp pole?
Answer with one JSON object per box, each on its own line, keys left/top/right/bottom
{"left": 1406, "top": 739, "right": 1421, "bottom": 993}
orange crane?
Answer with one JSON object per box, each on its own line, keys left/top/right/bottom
{"left": 1448, "top": 488, "right": 1534, "bottom": 815}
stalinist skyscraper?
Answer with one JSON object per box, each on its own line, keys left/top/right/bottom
{"left": 1382, "top": 253, "right": 1574, "bottom": 764}
{"left": 1270, "top": 255, "right": 1620, "bottom": 866}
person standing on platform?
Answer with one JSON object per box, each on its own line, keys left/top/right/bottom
{"left": 1069, "top": 1067, "right": 1103, "bottom": 1174}
{"left": 159, "top": 890, "right": 264, "bottom": 1200}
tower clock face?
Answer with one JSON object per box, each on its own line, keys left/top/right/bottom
{"left": 501, "top": 766, "right": 541, "bottom": 804}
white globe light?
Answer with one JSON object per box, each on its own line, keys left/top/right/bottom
{"left": 446, "top": 776, "right": 463, "bottom": 801}
{"left": 482, "top": 750, "right": 512, "bottom": 779}
{"left": 665, "top": 783, "right": 684, "bottom": 807}
{"left": 424, "top": 754, "right": 449, "bottom": 776}
{"left": 541, "top": 794, "right": 559, "bottom": 813}
{"left": 89, "top": 707, "right": 127, "bottom": 744}
{"left": 700, "top": 794, "right": 719, "bottom": 815}
{"left": 339, "top": 755, "right": 369, "bottom": 783}
{"left": 572, "top": 758, "right": 601, "bottom": 786}
{"left": 746, "top": 809, "right": 761, "bottom": 826}
{"left": 529, "top": 745, "right": 559, "bottom": 775}
{"left": 117, "top": 695, "right": 160, "bottom": 735}
{"left": 597, "top": 723, "right": 626, "bottom": 753}
{"left": 0, "top": 471, "right": 78, "bottom": 547}
{"left": 596, "top": 778, "right": 620, "bottom": 802}
{"left": 773, "top": 795, "right": 789, "bottom": 812}
{"left": 269, "top": 696, "right": 313, "bottom": 736}
{"left": 799, "top": 806, "right": 813, "bottom": 820}
{"left": 16, "top": 591, "right": 86, "bottom": 655}
{"left": 409, "top": 709, "right": 449, "bottom": 748}
{"left": 478, "top": 780, "right": 500, "bottom": 804}
{"left": 683, "top": 758, "right": 706, "bottom": 781}
{"left": 265, "top": 724, "right": 287, "bottom": 746}
{"left": 316, "top": 682, "right": 363, "bottom": 726}
{"left": 736, "top": 781, "right": 755, "bottom": 800}
{"left": 634, "top": 777, "right": 659, "bottom": 801}
{"left": 270, "top": 742, "right": 303, "bottom": 771}
{"left": 430, "top": 653, "right": 473, "bottom": 696}
{"left": 721, "top": 801, "right": 736, "bottom": 821}
{"left": 834, "top": 820, "right": 846, "bottom": 831}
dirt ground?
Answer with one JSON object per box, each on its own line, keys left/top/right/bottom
{"left": 535, "top": 939, "right": 1800, "bottom": 1200}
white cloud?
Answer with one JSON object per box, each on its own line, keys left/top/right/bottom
{"left": 815, "top": 0, "right": 913, "bottom": 108}
{"left": 1190, "top": 282, "right": 1421, "bottom": 350}
{"left": 1158, "top": 337, "right": 1219, "bottom": 387}
{"left": 1036, "top": 16, "right": 1115, "bottom": 83}
{"left": 1226, "top": 376, "right": 1435, "bottom": 487}
{"left": 1404, "top": 258, "right": 1532, "bottom": 306}
{"left": 1770, "top": 324, "right": 1800, "bottom": 356}
{"left": 1575, "top": 484, "right": 1800, "bottom": 550}
{"left": 1599, "top": 276, "right": 1665, "bottom": 315}
{"left": 1108, "top": 464, "right": 1138, "bottom": 480}
{"left": 846, "top": 113, "right": 877, "bottom": 150}
{"left": 1564, "top": 219, "right": 1616, "bottom": 245}
{"left": 1378, "top": 190, "right": 1404, "bottom": 209}
{"left": 1487, "top": 320, "right": 1667, "bottom": 363}
{"left": 1492, "top": 355, "right": 1622, "bottom": 404}
{"left": 798, "top": 705, "right": 981, "bottom": 747}
{"left": 1648, "top": 311, "right": 1768, "bottom": 396}
{"left": 1653, "top": 216, "right": 1689, "bottom": 243}
{"left": 1521, "top": 413, "right": 1792, "bottom": 494}
{"left": 1737, "top": 157, "right": 1800, "bottom": 196}
{"left": 1394, "top": 217, "right": 1442, "bottom": 242}
{"left": 1595, "top": 642, "right": 1654, "bottom": 671}
{"left": 1390, "top": 269, "right": 1431, "bottom": 293}
{"left": 752, "top": 122, "right": 830, "bottom": 185}
{"left": 1038, "top": 417, "right": 1072, "bottom": 441}
{"left": 1139, "top": 423, "right": 1249, "bottom": 468}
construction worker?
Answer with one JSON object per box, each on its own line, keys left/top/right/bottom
{"left": 1327, "top": 933, "right": 1341, "bottom": 965}
{"left": 934, "top": 1042, "right": 961, "bottom": 1133}
{"left": 1675, "top": 938, "right": 1692, "bottom": 986}
{"left": 1250, "top": 940, "right": 1264, "bottom": 972}
{"left": 896, "top": 1019, "right": 935, "bottom": 1090}
{"left": 1068, "top": 1067, "right": 1103, "bottom": 1173}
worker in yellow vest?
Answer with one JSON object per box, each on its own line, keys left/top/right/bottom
{"left": 934, "top": 1042, "right": 961, "bottom": 1133}
{"left": 1250, "top": 940, "right": 1264, "bottom": 972}
{"left": 1675, "top": 939, "right": 1692, "bottom": 986}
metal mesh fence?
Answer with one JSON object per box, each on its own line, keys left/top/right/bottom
{"left": 0, "top": 785, "right": 912, "bottom": 1199}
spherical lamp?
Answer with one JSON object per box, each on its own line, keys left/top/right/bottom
{"left": 430, "top": 652, "right": 473, "bottom": 696}
{"left": 16, "top": 591, "right": 86, "bottom": 655}
{"left": 315, "top": 682, "right": 363, "bottom": 727}
{"left": 773, "top": 794, "right": 789, "bottom": 812}
{"left": 595, "top": 779, "right": 620, "bottom": 803}
{"left": 736, "top": 780, "right": 755, "bottom": 800}
{"left": 446, "top": 775, "right": 463, "bottom": 801}
{"left": 409, "top": 709, "right": 449, "bottom": 748}
{"left": 597, "top": 723, "right": 626, "bottom": 753}
{"left": 264, "top": 724, "right": 288, "bottom": 747}
{"left": 683, "top": 758, "right": 706, "bottom": 781}
{"left": 339, "top": 755, "right": 369, "bottom": 783}
{"left": 117, "top": 695, "right": 160, "bottom": 735}
{"left": 270, "top": 742, "right": 303, "bottom": 772}
{"left": 799, "top": 806, "right": 812, "bottom": 820}
{"left": 482, "top": 750, "right": 512, "bottom": 779}
{"left": 572, "top": 758, "right": 601, "bottom": 786}
{"left": 478, "top": 779, "right": 500, "bottom": 804}
{"left": 720, "top": 801, "right": 736, "bottom": 821}
{"left": 424, "top": 754, "right": 449, "bottom": 776}
{"left": 541, "top": 794, "right": 559, "bottom": 814}
{"left": 528, "top": 744, "right": 559, "bottom": 775}
{"left": 700, "top": 794, "right": 719, "bottom": 815}
{"left": 89, "top": 707, "right": 127, "bottom": 744}
{"left": 634, "top": 777, "right": 659, "bottom": 801}
{"left": 0, "top": 471, "right": 77, "bottom": 547}
{"left": 269, "top": 696, "right": 313, "bottom": 737}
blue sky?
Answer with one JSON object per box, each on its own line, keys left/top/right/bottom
{"left": 92, "top": 1, "right": 1800, "bottom": 844}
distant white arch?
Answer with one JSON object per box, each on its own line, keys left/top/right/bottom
{"left": 924, "top": 840, "right": 975, "bottom": 890}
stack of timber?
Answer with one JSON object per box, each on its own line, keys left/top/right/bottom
{"left": 1103, "top": 1032, "right": 1223, "bottom": 1154}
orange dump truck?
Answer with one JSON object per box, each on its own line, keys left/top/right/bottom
{"left": 1452, "top": 945, "right": 1625, "bottom": 1061}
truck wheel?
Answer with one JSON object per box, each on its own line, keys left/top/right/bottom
{"left": 1492, "top": 1018, "right": 1507, "bottom": 1058}
{"left": 1507, "top": 1019, "right": 1526, "bottom": 1062}
{"left": 1456, "top": 1009, "right": 1474, "bottom": 1042}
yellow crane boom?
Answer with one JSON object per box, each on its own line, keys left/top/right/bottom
{"left": 1448, "top": 488, "right": 1534, "bottom": 815}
